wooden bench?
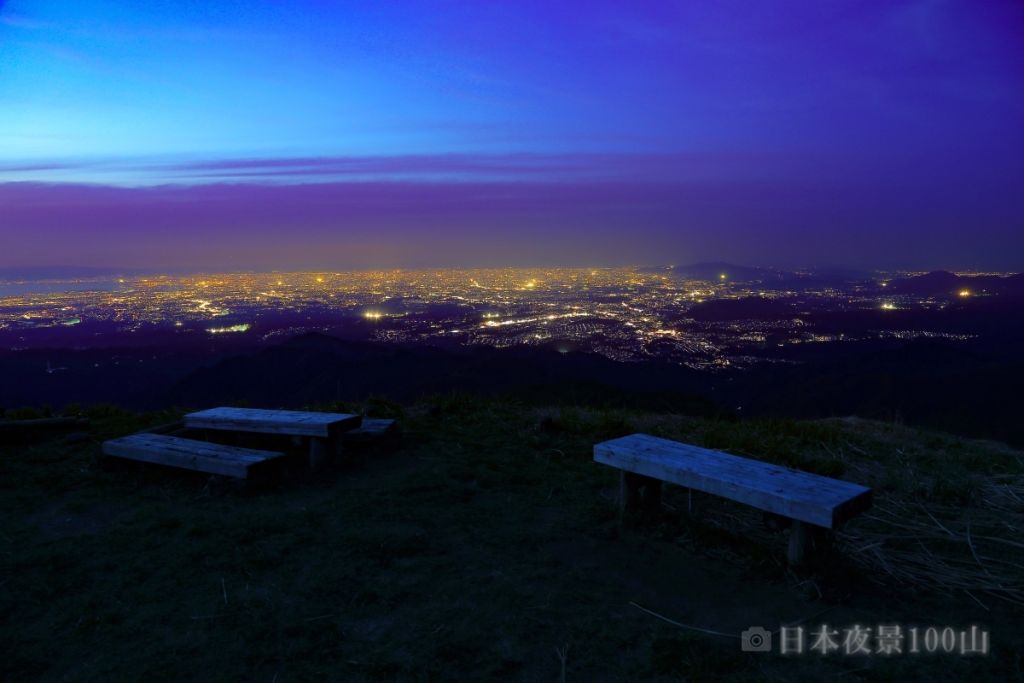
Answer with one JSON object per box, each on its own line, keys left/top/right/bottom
{"left": 184, "top": 407, "right": 362, "bottom": 469}
{"left": 102, "top": 433, "right": 285, "bottom": 479}
{"left": 594, "top": 433, "right": 872, "bottom": 564}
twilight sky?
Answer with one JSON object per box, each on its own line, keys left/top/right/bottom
{"left": 1, "top": 0, "right": 1022, "bottom": 271}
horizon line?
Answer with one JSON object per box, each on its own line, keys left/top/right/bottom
{"left": 1, "top": 263, "right": 1021, "bottom": 282}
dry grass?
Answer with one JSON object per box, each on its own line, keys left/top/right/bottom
{"left": 534, "top": 406, "right": 1024, "bottom": 608}
{"left": 839, "top": 480, "right": 1024, "bottom": 608}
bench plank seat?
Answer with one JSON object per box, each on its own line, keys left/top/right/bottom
{"left": 184, "top": 407, "right": 361, "bottom": 438}
{"left": 102, "top": 433, "right": 285, "bottom": 479}
{"left": 594, "top": 433, "right": 871, "bottom": 528}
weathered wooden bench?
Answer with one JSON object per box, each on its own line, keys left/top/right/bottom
{"left": 594, "top": 433, "right": 872, "bottom": 564}
{"left": 184, "top": 407, "right": 362, "bottom": 469}
{"left": 102, "top": 433, "right": 285, "bottom": 479}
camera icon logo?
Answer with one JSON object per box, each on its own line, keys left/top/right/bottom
{"left": 741, "top": 627, "right": 773, "bottom": 653}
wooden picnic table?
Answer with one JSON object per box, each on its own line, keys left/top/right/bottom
{"left": 185, "top": 407, "right": 362, "bottom": 469}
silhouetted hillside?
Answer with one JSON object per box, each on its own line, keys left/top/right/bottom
{"left": 0, "top": 347, "right": 234, "bottom": 410}
{"left": 686, "top": 297, "right": 799, "bottom": 321}
{"left": 5, "top": 329, "right": 1024, "bottom": 446}
{"left": 888, "top": 270, "right": 1024, "bottom": 297}
{"left": 730, "top": 341, "right": 1024, "bottom": 446}
{"left": 642, "top": 263, "right": 874, "bottom": 289}
{"left": 164, "top": 334, "right": 719, "bottom": 415}
{"left": 670, "top": 262, "right": 775, "bottom": 282}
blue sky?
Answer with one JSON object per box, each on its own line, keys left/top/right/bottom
{"left": 1, "top": 0, "right": 1022, "bottom": 269}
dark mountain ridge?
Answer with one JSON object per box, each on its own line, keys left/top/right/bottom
{"left": 887, "top": 270, "right": 1024, "bottom": 296}
{"left": 6, "top": 329, "right": 1021, "bottom": 446}
{"left": 641, "top": 262, "right": 875, "bottom": 289}
{"left": 163, "top": 333, "right": 718, "bottom": 414}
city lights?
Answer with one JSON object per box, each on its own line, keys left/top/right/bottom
{"left": 0, "top": 268, "right": 987, "bottom": 371}
{"left": 206, "top": 323, "right": 251, "bottom": 334}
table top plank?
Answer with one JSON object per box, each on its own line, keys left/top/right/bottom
{"left": 184, "top": 407, "right": 362, "bottom": 438}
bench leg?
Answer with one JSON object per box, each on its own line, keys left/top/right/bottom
{"left": 309, "top": 437, "right": 330, "bottom": 470}
{"left": 787, "top": 521, "right": 809, "bottom": 565}
{"left": 619, "top": 472, "right": 662, "bottom": 515}
{"left": 787, "top": 521, "right": 831, "bottom": 566}
{"left": 643, "top": 479, "right": 662, "bottom": 513}
{"left": 619, "top": 471, "right": 638, "bottom": 511}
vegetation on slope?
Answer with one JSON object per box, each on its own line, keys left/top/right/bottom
{"left": 2, "top": 398, "right": 1022, "bottom": 681}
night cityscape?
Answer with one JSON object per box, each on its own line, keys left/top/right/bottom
{"left": 0, "top": 266, "right": 1008, "bottom": 366}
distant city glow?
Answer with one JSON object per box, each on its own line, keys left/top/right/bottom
{"left": 959, "top": 290, "right": 971, "bottom": 298}
{"left": 206, "top": 323, "right": 251, "bottom": 334}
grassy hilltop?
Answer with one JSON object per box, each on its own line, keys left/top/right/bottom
{"left": 2, "top": 398, "right": 1023, "bottom": 682}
